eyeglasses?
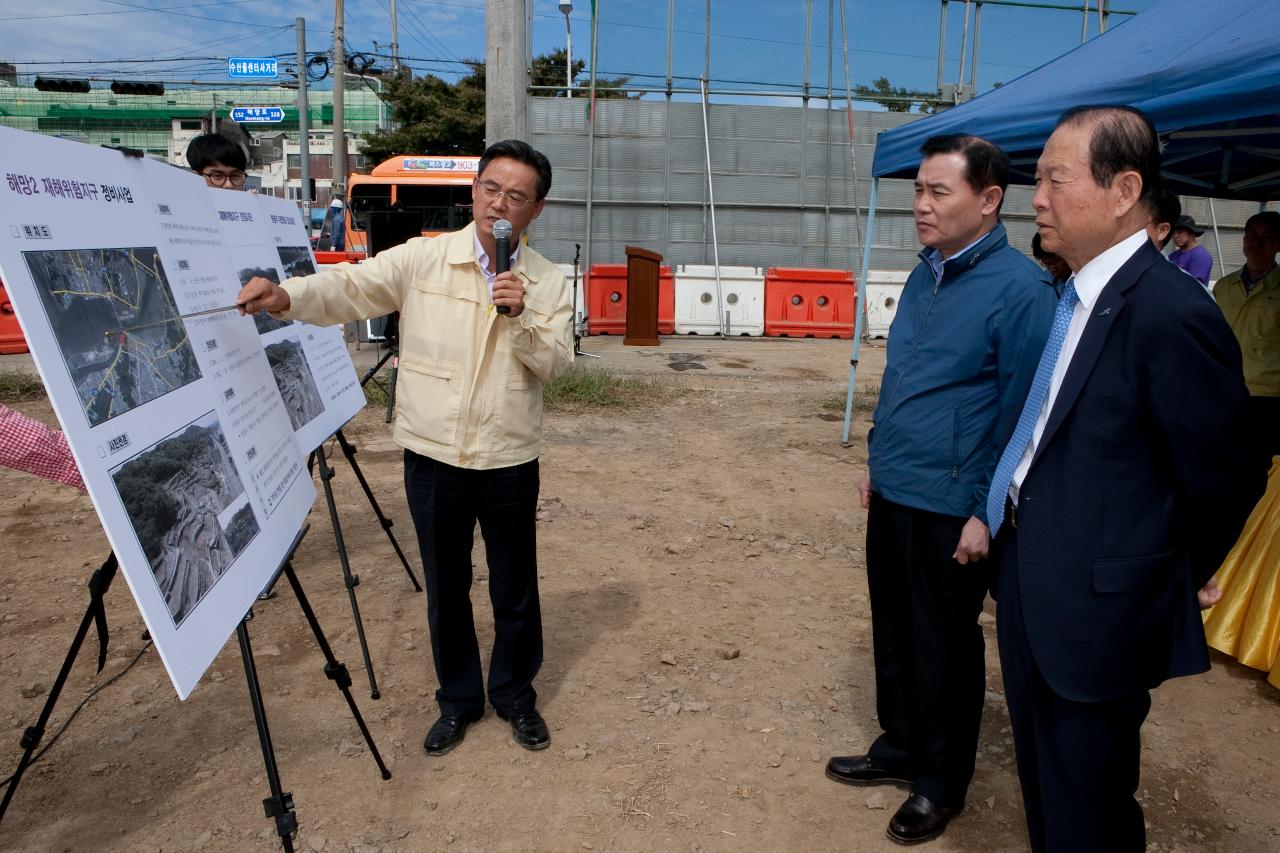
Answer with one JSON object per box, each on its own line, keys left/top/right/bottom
{"left": 474, "top": 180, "right": 535, "bottom": 209}
{"left": 201, "top": 170, "right": 247, "bottom": 187}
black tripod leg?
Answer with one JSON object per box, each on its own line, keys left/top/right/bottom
{"left": 311, "top": 445, "right": 381, "bottom": 700}
{"left": 281, "top": 562, "right": 392, "bottom": 780}
{"left": 332, "top": 430, "right": 421, "bottom": 592}
{"left": 358, "top": 346, "right": 393, "bottom": 389}
{"left": 237, "top": 618, "right": 297, "bottom": 853}
{"left": 0, "top": 553, "right": 118, "bottom": 823}
{"left": 384, "top": 353, "right": 399, "bottom": 424}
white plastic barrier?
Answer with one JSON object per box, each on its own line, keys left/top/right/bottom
{"left": 864, "top": 270, "right": 909, "bottom": 339}
{"left": 674, "top": 264, "right": 766, "bottom": 336}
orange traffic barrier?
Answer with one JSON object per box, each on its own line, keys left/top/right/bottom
{"left": 764, "top": 267, "right": 856, "bottom": 339}
{"left": 585, "top": 263, "right": 675, "bottom": 336}
{"left": 313, "top": 249, "right": 365, "bottom": 266}
{"left": 0, "top": 280, "right": 29, "bottom": 355}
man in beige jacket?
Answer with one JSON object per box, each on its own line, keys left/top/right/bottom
{"left": 238, "top": 139, "right": 573, "bottom": 756}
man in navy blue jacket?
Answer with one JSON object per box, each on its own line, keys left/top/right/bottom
{"left": 826, "top": 134, "right": 1056, "bottom": 844}
{"left": 987, "top": 106, "right": 1265, "bottom": 852}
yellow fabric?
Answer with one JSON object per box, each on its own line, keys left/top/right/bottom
{"left": 1203, "top": 456, "right": 1280, "bottom": 689}
{"left": 1213, "top": 265, "right": 1280, "bottom": 397}
{"left": 279, "top": 222, "right": 573, "bottom": 469}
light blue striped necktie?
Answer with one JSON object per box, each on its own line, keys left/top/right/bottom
{"left": 986, "top": 277, "right": 1079, "bottom": 536}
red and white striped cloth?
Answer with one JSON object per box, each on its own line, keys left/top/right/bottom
{"left": 0, "top": 403, "right": 85, "bottom": 491}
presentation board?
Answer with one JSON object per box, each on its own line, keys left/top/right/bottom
{"left": 211, "top": 191, "right": 364, "bottom": 452}
{"left": 0, "top": 128, "right": 332, "bottom": 699}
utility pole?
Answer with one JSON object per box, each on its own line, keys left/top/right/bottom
{"left": 390, "top": 0, "right": 401, "bottom": 73}
{"left": 297, "top": 17, "right": 312, "bottom": 225}
{"left": 485, "top": 0, "right": 528, "bottom": 144}
{"left": 332, "top": 0, "right": 347, "bottom": 201}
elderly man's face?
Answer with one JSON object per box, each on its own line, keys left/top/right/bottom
{"left": 913, "top": 152, "right": 1000, "bottom": 258}
{"left": 1033, "top": 122, "right": 1119, "bottom": 272}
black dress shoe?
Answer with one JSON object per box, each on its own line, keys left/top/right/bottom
{"left": 825, "top": 754, "right": 913, "bottom": 789}
{"left": 497, "top": 708, "right": 550, "bottom": 751}
{"left": 886, "top": 792, "right": 963, "bottom": 845}
{"left": 423, "top": 711, "right": 481, "bottom": 756}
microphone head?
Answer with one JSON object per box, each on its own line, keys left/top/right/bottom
{"left": 492, "top": 219, "right": 513, "bottom": 240}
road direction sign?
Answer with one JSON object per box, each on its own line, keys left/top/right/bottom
{"left": 227, "top": 57, "right": 279, "bottom": 79}
{"left": 230, "top": 106, "right": 285, "bottom": 123}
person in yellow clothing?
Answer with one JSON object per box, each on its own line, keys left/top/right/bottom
{"left": 1213, "top": 210, "right": 1280, "bottom": 456}
{"left": 1206, "top": 210, "right": 1280, "bottom": 689}
{"left": 1203, "top": 457, "right": 1280, "bottom": 690}
{"left": 237, "top": 140, "right": 574, "bottom": 754}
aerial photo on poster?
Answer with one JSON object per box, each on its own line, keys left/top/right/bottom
{"left": 237, "top": 265, "right": 293, "bottom": 335}
{"left": 110, "top": 410, "right": 260, "bottom": 626}
{"left": 264, "top": 335, "right": 325, "bottom": 431}
{"left": 277, "top": 246, "right": 316, "bottom": 278}
{"left": 23, "top": 247, "right": 202, "bottom": 427}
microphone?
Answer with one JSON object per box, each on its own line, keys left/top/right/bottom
{"left": 493, "top": 218, "right": 512, "bottom": 314}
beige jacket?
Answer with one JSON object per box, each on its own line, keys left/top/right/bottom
{"left": 279, "top": 223, "right": 573, "bottom": 469}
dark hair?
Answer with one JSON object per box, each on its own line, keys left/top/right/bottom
{"left": 1056, "top": 105, "right": 1161, "bottom": 207}
{"left": 477, "top": 139, "right": 552, "bottom": 201}
{"left": 185, "top": 133, "right": 247, "bottom": 172}
{"left": 1031, "top": 231, "right": 1046, "bottom": 259}
{"left": 919, "top": 133, "right": 1011, "bottom": 204}
{"left": 1149, "top": 187, "right": 1181, "bottom": 248}
{"left": 1247, "top": 210, "right": 1280, "bottom": 242}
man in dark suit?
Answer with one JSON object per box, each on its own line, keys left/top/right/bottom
{"left": 985, "top": 105, "right": 1267, "bottom": 851}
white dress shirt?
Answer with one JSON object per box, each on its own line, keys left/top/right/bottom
{"left": 473, "top": 230, "right": 520, "bottom": 297}
{"left": 1009, "top": 229, "right": 1150, "bottom": 502}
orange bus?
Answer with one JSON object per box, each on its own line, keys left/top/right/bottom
{"left": 317, "top": 155, "right": 481, "bottom": 258}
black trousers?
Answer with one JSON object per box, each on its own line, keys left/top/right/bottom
{"left": 996, "top": 526, "right": 1150, "bottom": 853}
{"left": 403, "top": 451, "right": 543, "bottom": 717}
{"left": 865, "top": 493, "right": 990, "bottom": 807}
{"left": 1246, "top": 394, "right": 1280, "bottom": 458}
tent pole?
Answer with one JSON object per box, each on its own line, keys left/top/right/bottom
{"left": 1208, "top": 198, "right": 1224, "bottom": 283}
{"left": 842, "top": 176, "right": 878, "bottom": 446}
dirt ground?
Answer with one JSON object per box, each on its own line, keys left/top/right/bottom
{"left": 1, "top": 335, "right": 1278, "bottom": 853}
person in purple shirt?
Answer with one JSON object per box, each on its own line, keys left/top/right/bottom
{"left": 1168, "top": 214, "right": 1214, "bottom": 285}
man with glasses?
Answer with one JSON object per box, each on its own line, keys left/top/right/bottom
{"left": 236, "top": 139, "right": 573, "bottom": 757}
{"left": 185, "top": 133, "right": 248, "bottom": 189}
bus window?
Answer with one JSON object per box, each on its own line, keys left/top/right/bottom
{"left": 396, "top": 184, "right": 474, "bottom": 231}
{"left": 349, "top": 183, "right": 392, "bottom": 233}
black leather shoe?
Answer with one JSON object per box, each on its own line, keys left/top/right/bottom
{"left": 497, "top": 708, "right": 550, "bottom": 751}
{"left": 423, "top": 711, "right": 481, "bottom": 756}
{"left": 825, "top": 755, "right": 913, "bottom": 789}
{"left": 886, "top": 792, "right": 963, "bottom": 845}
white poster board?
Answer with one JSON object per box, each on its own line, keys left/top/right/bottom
{"left": 0, "top": 128, "right": 315, "bottom": 699}
{"left": 210, "top": 191, "right": 364, "bottom": 452}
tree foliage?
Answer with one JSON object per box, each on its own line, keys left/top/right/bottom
{"left": 360, "top": 50, "right": 639, "bottom": 163}
{"left": 854, "top": 76, "right": 917, "bottom": 113}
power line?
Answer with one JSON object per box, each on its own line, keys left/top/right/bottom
{"left": 0, "top": 0, "right": 272, "bottom": 22}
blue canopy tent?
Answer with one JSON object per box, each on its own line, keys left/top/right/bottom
{"left": 841, "top": 0, "right": 1280, "bottom": 443}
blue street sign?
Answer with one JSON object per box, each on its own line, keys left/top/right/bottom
{"left": 227, "top": 57, "right": 279, "bottom": 79}
{"left": 230, "top": 106, "right": 285, "bottom": 123}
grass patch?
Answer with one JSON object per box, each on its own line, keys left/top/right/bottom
{"left": 543, "top": 365, "right": 674, "bottom": 411}
{"left": 363, "top": 369, "right": 392, "bottom": 408}
{"left": 0, "top": 369, "right": 45, "bottom": 402}
{"left": 820, "top": 384, "right": 879, "bottom": 414}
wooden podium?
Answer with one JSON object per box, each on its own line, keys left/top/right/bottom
{"left": 623, "top": 245, "right": 662, "bottom": 347}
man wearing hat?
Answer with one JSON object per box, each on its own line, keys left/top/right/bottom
{"left": 1168, "top": 214, "right": 1214, "bottom": 286}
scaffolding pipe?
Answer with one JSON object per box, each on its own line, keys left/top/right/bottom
{"left": 842, "top": 177, "right": 878, "bottom": 446}
{"left": 969, "top": 2, "right": 983, "bottom": 92}
{"left": 583, "top": 1, "right": 600, "bottom": 281}
{"left": 957, "top": 0, "right": 972, "bottom": 99}
{"left": 937, "top": 1, "right": 949, "bottom": 96}
{"left": 699, "top": 77, "right": 726, "bottom": 335}
{"left": 825, "top": 0, "right": 835, "bottom": 267}
{"left": 1209, "top": 197, "right": 1224, "bottom": 282}
{"left": 799, "top": 0, "right": 813, "bottom": 264}
{"left": 837, "top": 0, "right": 864, "bottom": 275}
{"left": 663, "top": 0, "right": 674, "bottom": 261}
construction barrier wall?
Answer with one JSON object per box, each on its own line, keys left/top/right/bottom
{"left": 674, "top": 265, "right": 765, "bottom": 336}
{"left": 763, "top": 267, "right": 857, "bottom": 339}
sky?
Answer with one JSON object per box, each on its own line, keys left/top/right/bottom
{"left": 3, "top": 0, "right": 1164, "bottom": 105}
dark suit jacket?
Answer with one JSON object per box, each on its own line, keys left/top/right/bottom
{"left": 1007, "top": 240, "right": 1267, "bottom": 703}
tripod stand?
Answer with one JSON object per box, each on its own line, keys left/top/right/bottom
{"left": 358, "top": 312, "right": 400, "bottom": 424}
{"left": 309, "top": 427, "right": 422, "bottom": 701}
{"left": 0, "top": 551, "right": 118, "bottom": 823}
{"left": 240, "top": 538, "right": 392, "bottom": 852}
{"left": 570, "top": 243, "right": 600, "bottom": 360}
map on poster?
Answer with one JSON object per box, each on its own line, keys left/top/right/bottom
{"left": 0, "top": 127, "right": 316, "bottom": 699}
{"left": 209, "top": 190, "right": 364, "bottom": 452}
